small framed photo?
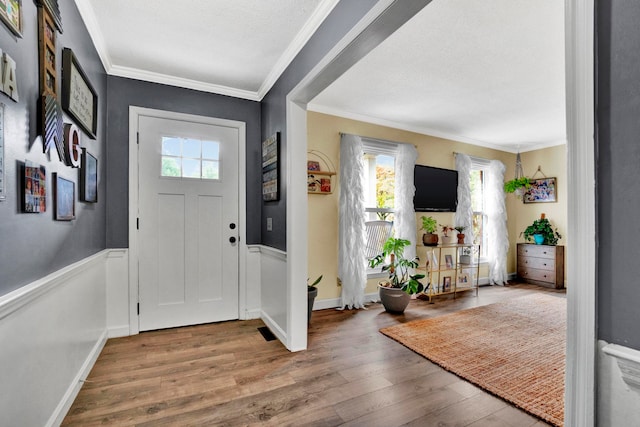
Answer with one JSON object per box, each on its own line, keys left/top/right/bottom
{"left": 523, "top": 177, "right": 557, "bottom": 204}
{"left": 445, "top": 254, "right": 454, "bottom": 269}
{"left": 79, "top": 149, "right": 98, "bottom": 203}
{"left": 0, "top": 0, "right": 23, "bottom": 38}
{"left": 54, "top": 173, "right": 75, "bottom": 220}
{"left": 262, "top": 132, "right": 279, "bottom": 201}
{"left": 23, "top": 161, "right": 46, "bottom": 213}
{"left": 307, "top": 160, "right": 320, "bottom": 171}
{"left": 458, "top": 272, "right": 470, "bottom": 285}
{"left": 443, "top": 276, "right": 452, "bottom": 291}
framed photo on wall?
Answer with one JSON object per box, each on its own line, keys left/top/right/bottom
{"left": 54, "top": 173, "right": 75, "bottom": 220}
{"left": 62, "top": 48, "right": 98, "bottom": 139}
{"left": 23, "top": 161, "right": 46, "bottom": 213}
{"left": 79, "top": 149, "right": 97, "bottom": 203}
{"left": 262, "top": 132, "right": 279, "bottom": 201}
{"left": 523, "top": 177, "right": 557, "bottom": 204}
{"left": 0, "top": 0, "right": 23, "bottom": 38}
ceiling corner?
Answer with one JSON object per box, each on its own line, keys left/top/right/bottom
{"left": 74, "top": 0, "right": 113, "bottom": 73}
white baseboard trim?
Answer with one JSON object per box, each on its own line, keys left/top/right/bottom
{"left": 107, "top": 325, "right": 131, "bottom": 338}
{"left": 313, "top": 292, "right": 379, "bottom": 310}
{"left": 243, "top": 309, "right": 262, "bottom": 320}
{"left": 260, "top": 310, "right": 287, "bottom": 346}
{"left": 47, "top": 329, "right": 108, "bottom": 427}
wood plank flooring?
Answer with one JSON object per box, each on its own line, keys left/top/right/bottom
{"left": 63, "top": 282, "right": 564, "bottom": 426}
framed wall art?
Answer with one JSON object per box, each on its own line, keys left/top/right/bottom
{"left": 79, "top": 148, "right": 97, "bottom": 203}
{"left": 62, "top": 48, "right": 98, "bottom": 139}
{"left": 523, "top": 177, "right": 557, "bottom": 204}
{"left": 54, "top": 173, "right": 75, "bottom": 220}
{"left": 262, "top": 132, "right": 279, "bottom": 201}
{"left": 0, "top": 103, "right": 4, "bottom": 201}
{"left": 23, "top": 161, "right": 46, "bottom": 213}
{"left": 0, "top": 0, "right": 23, "bottom": 38}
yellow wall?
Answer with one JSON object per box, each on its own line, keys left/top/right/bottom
{"left": 307, "top": 111, "right": 567, "bottom": 300}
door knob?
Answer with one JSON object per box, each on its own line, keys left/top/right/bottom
{"left": 229, "top": 236, "right": 237, "bottom": 243}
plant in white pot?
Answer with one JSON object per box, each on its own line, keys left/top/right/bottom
{"left": 369, "top": 237, "right": 425, "bottom": 313}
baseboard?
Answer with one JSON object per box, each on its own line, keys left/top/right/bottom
{"left": 107, "top": 325, "right": 130, "bottom": 338}
{"left": 47, "top": 329, "right": 108, "bottom": 427}
{"left": 243, "top": 309, "right": 262, "bottom": 320}
{"left": 260, "top": 310, "right": 287, "bottom": 347}
{"left": 313, "top": 292, "right": 379, "bottom": 310}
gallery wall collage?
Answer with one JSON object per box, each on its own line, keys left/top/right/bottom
{"left": 0, "top": 0, "right": 98, "bottom": 220}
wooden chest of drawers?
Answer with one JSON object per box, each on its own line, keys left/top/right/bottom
{"left": 517, "top": 243, "right": 565, "bottom": 289}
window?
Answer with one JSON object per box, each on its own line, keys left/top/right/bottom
{"left": 363, "top": 148, "right": 396, "bottom": 222}
{"left": 470, "top": 168, "right": 488, "bottom": 259}
{"left": 161, "top": 137, "right": 220, "bottom": 179}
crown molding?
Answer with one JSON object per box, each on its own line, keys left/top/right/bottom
{"left": 307, "top": 103, "right": 566, "bottom": 153}
{"left": 73, "top": 0, "right": 113, "bottom": 73}
{"left": 257, "top": 0, "right": 340, "bottom": 100}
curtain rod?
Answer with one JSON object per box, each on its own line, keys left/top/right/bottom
{"left": 340, "top": 132, "right": 417, "bottom": 148}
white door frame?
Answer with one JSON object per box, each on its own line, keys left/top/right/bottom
{"left": 128, "top": 106, "right": 248, "bottom": 335}
{"left": 286, "top": 0, "right": 595, "bottom": 424}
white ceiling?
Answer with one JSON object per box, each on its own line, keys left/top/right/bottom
{"left": 76, "top": 0, "right": 566, "bottom": 153}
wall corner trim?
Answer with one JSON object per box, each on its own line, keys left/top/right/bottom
{"left": 603, "top": 343, "right": 640, "bottom": 392}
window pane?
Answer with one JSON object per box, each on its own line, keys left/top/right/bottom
{"left": 202, "top": 141, "right": 219, "bottom": 160}
{"left": 162, "top": 138, "right": 181, "bottom": 156}
{"left": 183, "top": 139, "right": 201, "bottom": 158}
{"left": 202, "top": 160, "right": 219, "bottom": 179}
{"left": 182, "top": 158, "right": 200, "bottom": 178}
{"left": 470, "top": 170, "right": 483, "bottom": 212}
{"left": 376, "top": 155, "right": 395, "bottom": 210}
{"left": 161, "top": 156, "right": 181, "bottom": 177}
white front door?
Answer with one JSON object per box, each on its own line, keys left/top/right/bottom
{"left": 137, "top": 115, "right": 239, "bottom": 331}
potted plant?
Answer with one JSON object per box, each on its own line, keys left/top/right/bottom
{"left": 521, "top": 214, "right": 562, "bottom": 245}
{"left": 420, "top": 216, "right": 438, "bottom": 246}
{"left": 504, "top": 177, "right": 531, "bottom": 197}
{"left": 307, "top": 275, "right": 322, "bottom": 323}
{"left": 369, "top": 237, "right": 425, "bottom": 313}
{"left": 440, "top": 224, "right": 455, "bottom": 244}
{"left": 454, "top": 225, "right": 467, "bottom": 244}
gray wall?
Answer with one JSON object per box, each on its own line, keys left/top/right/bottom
{"left": 105, "top": 76, "right": 261, "bottom": 248}
{"left": 260, "top": 0, "right": 379, "bottom": 250}
{"left": 0, "top": 1, "right": 107, "bottom": 296}
{"left": 596, "top": 0, "right": 640, "bottom": 349}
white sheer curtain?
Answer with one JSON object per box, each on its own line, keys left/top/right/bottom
{"left": 338, "top": 134, "right": 367, "bottom": 309}
{"left": 455, "top": 153, "right": 509, "bottom": 285}
{"left": 394, "top": 143, "right": 418, "bottom": 261}
{"left": 485, "top": 160, "right": 509, "bottom": 285}
{"left": 454, "top": 153, "right": 473, "bottom": 244}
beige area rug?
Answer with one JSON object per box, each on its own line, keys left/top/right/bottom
{"left": 380, "top": 293, "right": 566, "bottom": 426}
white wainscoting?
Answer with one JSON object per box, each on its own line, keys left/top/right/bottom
{"left": 598, "top": 340, "right": 640, "bottom": 426}
{"left": 106, "top": 249, "right": 130, "bottom": 337}
{"left": 0, "top": 250, "right": 109, "bottom": 427}
{"left": 256, "top": 245, "right": 288, "bottom": 347}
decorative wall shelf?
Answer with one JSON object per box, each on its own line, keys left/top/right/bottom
{"left": 307, "top": 150, "right": 336, "bottom": 195}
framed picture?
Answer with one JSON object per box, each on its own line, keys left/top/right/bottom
{"left": 523, "top": 177, "right": 557, "bottom": 204}
{"left": 307, "top": 160, "right": 320, "bottom": 171}
{"left": 445, "top": 254, "right": 454, "bottom": 269}
{"left": 23, "top": 161, "right": 46, "bottom": 213}
{"left": 0, "top": 0, "right": 23, "bottom": 38}
{"left": 0, "top": 103, "right": 4, "bottom": 201}
{"left": 458, "top": 272, "right": 470, "bottom": 285}
{"left": 262, "top": 132, "right": 279, "bottom": 201}
{"left": 62, "top": 48, "right": 98, "bottom": 139}
{"left": 80, "top": 149, "right": 97, "bottom": 203}
{"left": 54, "top": 173, "right": 75, "bottom": 220}
{"left": 443, "top": 276, "right": 452, "bottom": 292}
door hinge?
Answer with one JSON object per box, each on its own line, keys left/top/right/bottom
{"left": 137, "top": 303, "right": 140, "bottom": 315}
{"left": 136, "top": 132, "right": 140, "bottom": 144}
{"left": 137, "top": 218, "right": 139, "bottom": 229}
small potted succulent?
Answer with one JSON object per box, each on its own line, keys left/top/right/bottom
{"left": 369, "top": 237, "right": 425, "bottom": 313}
{"left": 420, "top": 216, "right": 438, "bottom": 246}
{"left": 454, "top": 225, "right": 467, "bottom": 244}
{"left": 440, "top": 224, "right": 455, "bottom": 244}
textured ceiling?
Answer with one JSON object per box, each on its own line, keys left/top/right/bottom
{"left": 309, "top": 0, "right": 566, "bottom": 152}
{"left": 76, "top": 0, "right": 566, "bottom": 152}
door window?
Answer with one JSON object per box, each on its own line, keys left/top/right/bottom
{"left": 161, "top": 137, "right": 220, "bottom": 180}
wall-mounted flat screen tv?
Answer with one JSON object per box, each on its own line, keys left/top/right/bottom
{"left": 413, "top": 165, "right": 458, "bottom": 212}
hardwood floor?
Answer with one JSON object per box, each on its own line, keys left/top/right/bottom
{"left": 63, "top": 283, "right": 564, "bottom": 426}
